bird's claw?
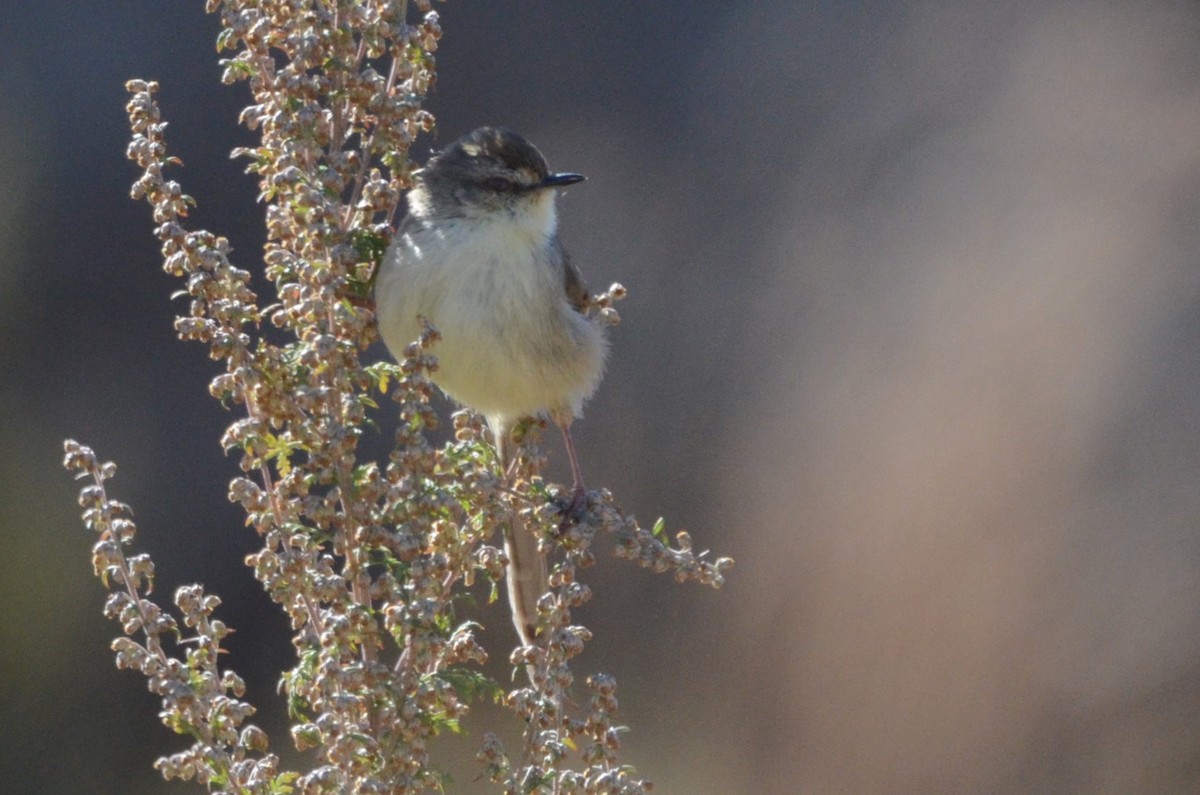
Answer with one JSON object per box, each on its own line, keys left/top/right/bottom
{"left": 556, "top": 485, "right": 589, "bottom": 532}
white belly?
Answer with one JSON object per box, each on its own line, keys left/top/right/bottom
{"left": 376, "top": 218, "right": 607, "bottom": 426}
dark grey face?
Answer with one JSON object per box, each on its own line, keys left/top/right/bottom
{"left": 415, "top": 127, "right": 584, "bottom": 217}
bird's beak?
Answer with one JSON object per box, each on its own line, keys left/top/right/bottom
{"left": 540, "top": 172, "right": 586, "bottom": 188}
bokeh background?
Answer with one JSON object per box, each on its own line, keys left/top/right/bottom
{"left": 4, "top": 1, "right": 1200, "bottom": 792}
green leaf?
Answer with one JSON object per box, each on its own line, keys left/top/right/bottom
{"left": 270, "top": 771, "right": 299, "bottom": 794}
{"left": 364, "top": 361, "right": 399, "bottom": 394}
{"left": 219, "top": 58, "right": 255, "bottom": 78}
{"left": 432, "top": 667, "right": 503, "bottom": 704}
{"left": 352, "top": 228, "right": 389, "bottom": 267}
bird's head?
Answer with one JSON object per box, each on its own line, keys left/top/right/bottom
{"left": 408, "top": 127, "right": 585, "bottom": 231}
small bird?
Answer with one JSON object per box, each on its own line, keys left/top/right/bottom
{"left": 374, "top": 127, "right": 609, "bottom": 647}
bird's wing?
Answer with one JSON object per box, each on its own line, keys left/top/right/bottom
{"left": 556, "top": 235, "right": 590, "bottom": 313}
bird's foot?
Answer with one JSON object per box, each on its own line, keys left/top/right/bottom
{"left": 556, "top": 484, "right": 589, "bottom": 532}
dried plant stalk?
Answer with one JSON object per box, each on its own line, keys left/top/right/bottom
{"left": 65, "top": 3, "right": 730, "bottom": 793}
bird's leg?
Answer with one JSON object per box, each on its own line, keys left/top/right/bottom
{"left": 552, "top": 411, "right": 588, "bottom": 523}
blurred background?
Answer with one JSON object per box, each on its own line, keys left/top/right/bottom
{"left": 3, "top": 1, "right": 1200, "bottom": 792}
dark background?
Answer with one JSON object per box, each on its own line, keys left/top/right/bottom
{"left": 4, "top": 2, "right": 1200, "bottom": 793}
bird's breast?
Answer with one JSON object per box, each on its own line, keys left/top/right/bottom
{"left": 376, "top": 219, "right": 607, "bottom": 424}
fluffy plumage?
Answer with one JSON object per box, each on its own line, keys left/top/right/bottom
{"left": 375, "top": 127, "right": 607, "bottom": 646}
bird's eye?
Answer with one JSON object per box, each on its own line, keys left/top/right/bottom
{"left": 484, "top": 176, "right": 514, "bottom": 192}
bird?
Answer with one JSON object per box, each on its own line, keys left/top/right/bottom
{"left": 374, "top": 126, "right": 609, "bottom": 647}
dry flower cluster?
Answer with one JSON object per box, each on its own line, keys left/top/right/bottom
{"left": 64, "top": 2, "right": 731, "bottom": 793}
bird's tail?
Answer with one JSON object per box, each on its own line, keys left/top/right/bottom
{"left": 494, "top": 421, "right": 548, "bottom": 647}
{"left": 504, "top": 518, "right": 547, "bottom": 647}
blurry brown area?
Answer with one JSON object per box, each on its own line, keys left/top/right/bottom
{"left": 3, "top": 2, "right": 1198, "bottom": 793}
